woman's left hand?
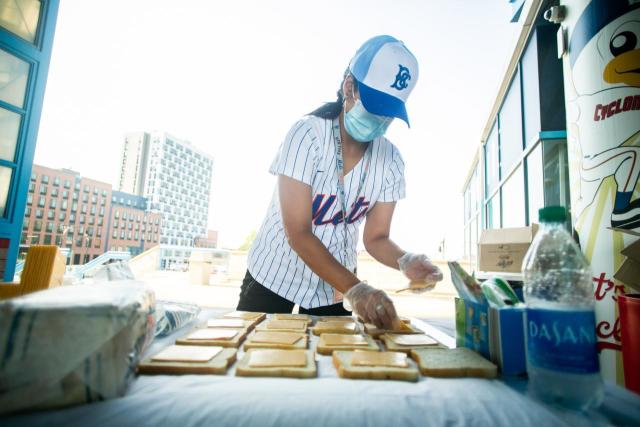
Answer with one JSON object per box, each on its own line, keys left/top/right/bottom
{"left": 397, "top": 253, "right": 443, "bottom": 289}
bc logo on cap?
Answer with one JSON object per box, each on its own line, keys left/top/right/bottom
{"left": 390, "top": 64, "right": 411, "bottom": 90}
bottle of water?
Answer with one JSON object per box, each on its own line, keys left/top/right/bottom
{"left": 522, "top": 206, "right": 603, "bottom": 409}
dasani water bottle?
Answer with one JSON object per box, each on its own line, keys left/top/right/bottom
{"left": 522, "top": 206, "right": 603, "bottom": 409}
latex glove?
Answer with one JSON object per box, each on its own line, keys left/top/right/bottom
{"left": 344, "top": 281, "right": 399, "bottom": 330}
{"left": 397, "top": 253, "right": 443, "bottom": 293}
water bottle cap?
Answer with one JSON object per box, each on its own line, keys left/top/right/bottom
{"left": 538, "top": 206, "right": 567, "bottom": 223}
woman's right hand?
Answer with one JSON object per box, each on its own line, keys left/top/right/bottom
{"left": 344, "top": 281, "right": 399, "bottom": 330}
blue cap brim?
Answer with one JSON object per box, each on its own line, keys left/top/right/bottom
{"left": 356, "top": 80, "right": 410, "bottom": 127}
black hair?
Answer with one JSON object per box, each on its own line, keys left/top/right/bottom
{"left": 309, "top": 69, "right": 351, "bottom": 120}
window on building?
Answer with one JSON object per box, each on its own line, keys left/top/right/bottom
{"left": 81, "top": 205, "right": 87, "bottom": 214}
{"left": 73, "top": 192, "right": 78, "bottom": 200}
{"left": 112, "top": 230, "right": 117, "bottom": 238}
{"left": 53, "top": 177, "right": 60, "bottom": 186}
{"left": 58, "top": 211, "right": 66, "bottom": 221}
{"left": 28, "top": 182, "right": 35, "bottom": 192}
{"left": 31, "top": 172, "right": 36, "bottom": 181}
{"left": 43, "top": 234, "right": 52, "bottom": 244}
{"left": 41, "top": 175, "right": 49, "bottom": 183}
{"left": 35, "top": 208, "right": 42, "bottom": 218}
{"left": 486, "top": 192, "right": 501, "bottom": 229}
{"left": 115, "top": 210, "right": 119, "bottom": 219}
{"left": 22, "top": 220, "right": 28, "bottom": 229}
{"left": 83, "top": 184, "right": 89, "bottom": 193}
{"left": 88, "top": 216, "right": 94, "bottom": 225}
{"left": 64, "top": 179, "right": 70, "bottom": 189}
{"left": 46, "top": 221, "right": 54, "bottom": 232}
{"left": 499, "top": 68, "right": 524, "bottom": 176}
{"left": 79, "top": 215, "right": 85, "bottom": 224}
{"left": 49, "top": 198, "right": 56, "bottom": 208}
{"left": 51, "top": 187, "right": 58, "bottom": 197}
{"left": 47, "top": 210, "right": 54, "bottom": 219}
{"left": 82, "top": 194, "right": 88, "bottom": 202}
{"left": 98, "top": 217, "right": 103, "bottom": 226}
{"left": 69, "top": 213, "right": 75, "bottom": 223}
{"left": 501, "top": 165, "right": 526, "bottom": 228}
{"left": 61, "top": 200, "right": 67, "bottom": 210}
{"left": 120, "top": 230, "right": 125, "bottom": 239}
{"left": 39, "top": 185, "right": 46, "bottom": 194}
{"left": 27, "top": 193, "right": 33, "bottom": 205}
{"left": 485, "top": 123, "right": 500, "bottom": 196}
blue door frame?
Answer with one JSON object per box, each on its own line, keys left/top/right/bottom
{"left": 0, "top": 1, "right": 60, "bottom": 281}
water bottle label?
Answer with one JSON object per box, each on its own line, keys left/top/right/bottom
{"left": 525, "top": 308, "right": 599, "bottom": 374}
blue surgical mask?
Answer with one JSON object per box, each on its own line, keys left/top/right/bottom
{"left": 344, "top": 100, "right": 392, "bottom": 142}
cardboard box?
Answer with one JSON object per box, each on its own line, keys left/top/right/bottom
{"left": 455, "top": 297, "right": 526, "bottom": 376}
{"left": 478, "top": 224, "right": 539, "bottom": 273}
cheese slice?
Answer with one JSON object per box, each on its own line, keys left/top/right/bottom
{"left": 273, "top": 313, "right": 310, "bottom": 321}
{"left": 151, "top": 345, "right": 222, "bottom": 362}
{"left": 248, "top": 349, "right": 307, "bottom": 368}
{"left": 351, "top": 351, "right": 408, "bottom": 368}
{"left": 317, "top": 316, "right": 354, "bottom": 322}
{"left": 251, "top": 332, "right": 303, "bottom": 345}
{"left": 207, "top": 318, "right": 245, "bottom": 328}
{"left": 224, "top": 311, "right": 263, "bottom": 320}
{"left": 390, "top": 334, "right": 438, "bottom": 346}
{"left": 266, "top": 320, "right": 306, "bottom": 330}
{"left": 322, "top": 334, "right": 368, "bottom": 346}
{"left": 317, "top": 321, "right": 357, "bottom": 331}
{"left": 186, "top": 328, "right": 238, "bottom": 341}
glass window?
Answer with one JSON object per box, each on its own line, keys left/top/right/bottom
{"left": 499, "top": 69, "right": 523, "bottom": 175}
{"left": 43, "top": 234, "right": 51, "bottom": 244}
{"left": 543, "top": 139, "right": 571, "bottom": 209}
{"left": 526, "top": 142, "right": 544, "bottom": 224}
{"left": 0, "top": 48, "right": 29, "bottom": 108}
{"left": 485, "top": 122, "right": 500, "bottom": 196}
{"left": 0, "top": 166, "right": 12, "bottom": 217}
{"left": 37, "top": 195, "right": 44, "bottom": 206}
{"left": 46, "top": 221, "right": 53, "bottom": 232}
{"left": 501, "top": 165, "right": 526, "bottom": 228}
{"left": 486, "top": 192, "right": 501, "bottom": 229}
{"left": 0, "top": 107, "right": 21, "bottom": 162}
{"left": 521, "top": 30, "right": 541, "bottom": 147}
{"left": 0, "top": 0, "right": 41, "bottom": 43}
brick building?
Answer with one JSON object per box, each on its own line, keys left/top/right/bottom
{"left": 21, "top": 165, "right": 160, "bottom": 264}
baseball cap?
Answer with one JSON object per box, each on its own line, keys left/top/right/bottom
{"left": 348, "top": 35, "right": 419, "bottom": 126}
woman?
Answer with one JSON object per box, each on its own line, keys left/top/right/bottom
{"left": 237, "top": 35, "right": 443, "bottom": 329}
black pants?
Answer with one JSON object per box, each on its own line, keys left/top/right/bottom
{"left": 236, "top": 270, "right": 351, "bottom": 316}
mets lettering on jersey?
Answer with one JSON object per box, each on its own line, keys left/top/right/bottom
{"left": 248, "top": 116, "right": 405, "bottom": 309}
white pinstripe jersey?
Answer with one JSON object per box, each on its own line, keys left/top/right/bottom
{"left": 247, "top": 115, "right": 406, "bottom": 309}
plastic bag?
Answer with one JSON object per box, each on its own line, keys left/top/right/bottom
{"left": 93, "top": 261, "right": 136, "bottom": 281}
{"left": 0, "top": 281, "right": 155, "bottom": 414}
{"left": 154, "top": 301, "right": 201, "bottom": 337}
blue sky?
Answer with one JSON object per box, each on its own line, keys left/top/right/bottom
{"left": 35, "top": 0, "right": 520, "bottom": 256}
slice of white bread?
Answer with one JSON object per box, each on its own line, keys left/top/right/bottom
{"left": 255, "top": 320, "right": 308, "bottom": 333}
{"left": 138, "top": 347, "right": 237, "bottom": 375}
{"left": 332, "top": 351, "right": 419, "bottom": 382}
{"left": 312, "top": 321, "right": 359, "bottom": 336}
{"left": 380, "top": 333, "right": 443, "bottom": 354}
{"left": 207, "top": 318, "right": 255, "bottom": 330}
{"left": 364, "top": 321, "right": 422, "bottom": 338}
{"left": 223, "top": 311, "right": 267, "bottom": 322}
{"left": 272, "top": 313, "right": 313, "bottom": 325}
{"left": 243, "top": 331, "right": 308, "bottom": 350}
{"left": 317, "top": 316, "right": 355, "bottom": 323}
{"left": 176, "top": 327, "right": 249, "bottom": 348}
{"left": 316, "top": 334, "right": 379, "bottom": 355}
{"left": 410, "top": 348, "right": 498, "bottom": 378}
{"left": 235, "top": 349, "right": 317, "bottom": 378}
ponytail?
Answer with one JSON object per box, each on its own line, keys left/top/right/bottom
{"left": 309, "top": 69, "right": 350, "bottom": 120}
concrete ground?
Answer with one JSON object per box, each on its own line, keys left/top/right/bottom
{"left": 141, "top": 252, "right": 457, "bottom": 321}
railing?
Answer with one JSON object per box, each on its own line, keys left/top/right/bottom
{"left": 70, "top": 251, "right": 131, "bottom": 279}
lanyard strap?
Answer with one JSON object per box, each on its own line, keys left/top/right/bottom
{"left": 332, "top": 118, "right": 372, "bottom": 268}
